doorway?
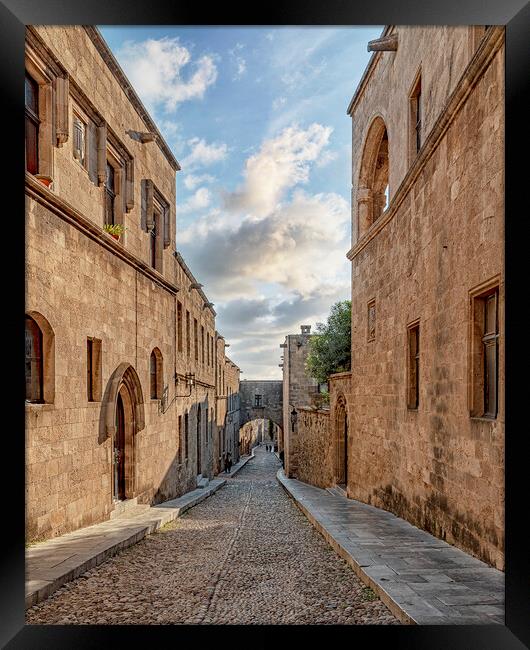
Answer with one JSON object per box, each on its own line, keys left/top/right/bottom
{"left": 336, "top": 399, "right": 348, "bottom": 488}
{"left": 114, "top": 392, "right": 126, "bottom": 501}
{"left": 197, "top": 405, "right": 202, "bottom": 476}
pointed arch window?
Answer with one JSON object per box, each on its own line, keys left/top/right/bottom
{"left": 150, "top": 348, "right": 163, "bottom": 399}
{"left": 25, "top": 316, "right": 43, "bottom": 402}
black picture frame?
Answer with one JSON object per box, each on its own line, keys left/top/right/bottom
{"left": 3, "top": 0, "right": 529, "bottom": 647}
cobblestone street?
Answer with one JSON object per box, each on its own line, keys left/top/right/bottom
{"left": 26, "top": 447, "right": 399, "bottom": 625}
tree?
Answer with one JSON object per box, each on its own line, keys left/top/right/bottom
{"left": 305, "top": 300, "right": 351, "bottom": 385}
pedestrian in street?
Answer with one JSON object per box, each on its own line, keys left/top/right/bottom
{"left": 279, "top": 449, "right": 284, "bottom": 467}
{"left": 226, "top": 452, "right": 232, "bottom": 474}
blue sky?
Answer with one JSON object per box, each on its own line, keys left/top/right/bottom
{"left": 99, "top": 25, "right": 382, "bottom": 379}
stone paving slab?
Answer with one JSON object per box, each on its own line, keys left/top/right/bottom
{"left": 277, "top": 470, "right": 504, "bottom": 626}
{"left": 25, "top": 478, "right": 226, "bottom": 609}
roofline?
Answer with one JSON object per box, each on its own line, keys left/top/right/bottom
{"left": 84, "top": 26, "right": 181, "bottom": 172}
{"left": 346, "top": 25, "right": 392, "bottom": 117}
{"left": 173, "top": 251, "right": 216, "bottom": 316}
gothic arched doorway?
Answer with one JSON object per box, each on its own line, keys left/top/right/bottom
{"left": 113, "top": 383, "right": 136, "bottom": 501}
{"left": 102, "top": 363, "right": 146, "bottom": 503}
{"left": 335, "top": 397, "right": 348, "bottom": 488}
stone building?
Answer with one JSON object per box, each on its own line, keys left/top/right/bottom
{"left": 25, "top": 25, "right": 239, "bottom": 542}
{"left": 296, "top": 26, "right": 504, "bottom": 569}
{"left": 280, "top": 325, "right": 319, "bottom": 477}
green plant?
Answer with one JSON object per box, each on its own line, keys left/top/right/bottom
{"left": 103, "top": 223, "right": 126, "bottom": 236}
{"left": 361, "top": 586, "right": 379, "bottom": 602}
{"left": 306, "top": 300, "right": 351, "bottom": 384}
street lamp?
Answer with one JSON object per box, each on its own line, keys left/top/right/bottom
{"left": 290, "top": 407, "right": 297, "bottom": 432}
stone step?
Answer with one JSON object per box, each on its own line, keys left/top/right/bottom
{"left": 110, "top": 497, "right": 149, "bottom": 519}
{"left": 197, "top": 477, "right": 210, "bottom": 489}
{"left": 326, "top": 485, "right": 348, "bottom": 499}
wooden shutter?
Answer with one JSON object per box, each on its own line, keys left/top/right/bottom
{"left": 141, "top": 179, "right": 154, "bottom": 231}
{"left": 96, "top": 123, "right": 107, "bottom": 186}
{"left": 125, "top": 158, "right": 134, "bottom": 213}
{"left": 87, "top": 121, "right": 98, "bottom": 184}
{"left": 55, "top": 75, "right": 69, "bottom": 147}
{"left": 163, "top": 204, "right": 171, "bottom": 248}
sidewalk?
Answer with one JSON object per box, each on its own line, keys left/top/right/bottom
{"left": 277, "top": 470, "right": 504, "bottom": 625}
{"left": 26, "top": 478, "right": 226, "bottom": 609}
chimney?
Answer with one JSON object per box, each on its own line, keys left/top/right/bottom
{"left": 300, "top": 325, "right": 311, "bottom": 335}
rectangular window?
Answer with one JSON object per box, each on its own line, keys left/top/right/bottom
{"left": 201, "top": 326, "right": 205, "bottom": 364}
{"left": 177, "top": 301, "right": 183, "bottom": 352}
{"left": 471, "top": 286, "right": 499, "bottom": 418}
{"left": 409, "top": 72, "right": 422, "bottom": 161}
{"left": 150, "top": 206, "right": 162, "bottom": 270}
{"left": 194, "top": 318, "right": 199, "bottom": 361}
{"left": 25, "top": 73, "right": 40, "bottom": 175}
{"left": 186, "top": 310, "right": 191, "bottom": 357}
{"left": 105, "top": 161, "right": 116, "bottom": 226}
{"left": 255, "top": 394, "right": 262, "bottom": 407}
{"left": 367, "top": 299, "right": 376, "bottom": 342}
{"left": 73, "top": 112, "right": 87, "bottom": 168}
{"left": 407, "top": 323, "right": 420, "bottom": 409}
{"left": 87, "top": 337, "right": 102, "bottom": 402}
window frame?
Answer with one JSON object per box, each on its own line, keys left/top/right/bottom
{"left": 469, "top": 281, "right": 500, "bottom": 419}
{"left": 25, "top": 73, "right": 40, "bottom": 175}
{"left": 407, "top": 320, "right": 420, "bottom": 410}
{"left": 25, "top": 315, "right": 44, "bottom": 403}
{"left": 409, "top": 69, "right": 422, "bottom": 165}
{"left": 72, "top": 105, "right": 89, "bottom": 170}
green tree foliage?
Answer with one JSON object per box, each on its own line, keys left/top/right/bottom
{"left": 305, "top": 300, "right": 351, "bottom": 384}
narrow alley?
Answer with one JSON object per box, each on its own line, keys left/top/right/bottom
{"left": 26, "top": 448, "right": 398, "bottom": 625}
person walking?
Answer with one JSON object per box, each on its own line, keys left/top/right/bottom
{"left": 226, "top": 452, "right": 232, "bottom": 474}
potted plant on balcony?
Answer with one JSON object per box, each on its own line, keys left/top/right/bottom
{"left": 103, "top": 223, "right": 126, "bottom": 241}
{"left": 35, "top": 174, "right": 53, "bottom": 188}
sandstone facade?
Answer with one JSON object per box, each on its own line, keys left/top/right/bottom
{"left": 25, "top": 26, "right": 239, "bottom": 542}
{"left": 341, "top": 25, "right": 504, "bottom": 568}
{"left": 281, "top": 325, "right": 319, "bottom": 477}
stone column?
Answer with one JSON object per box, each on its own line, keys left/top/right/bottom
{"left": 357, "top": 187, "right": 373, "bottom": 236}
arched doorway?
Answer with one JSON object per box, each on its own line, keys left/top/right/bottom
{"left": 113, "top": 384, "right": 136, "bottom": 501}
{"left": 197, "top": 404, "right": 202, "bottom": 477}
{"left": 102, "top": 363, "right": 146, "bottom": 503}
{"left": 335, "top": 398, "right": 348, "bottom": 488}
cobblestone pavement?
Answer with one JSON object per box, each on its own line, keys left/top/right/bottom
{"left": 26, "top": 447, "right": 399, "bottom": 625}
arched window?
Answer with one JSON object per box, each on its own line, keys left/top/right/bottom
{"left": 25, "top": 311, "right": 54, "bottom": 404}
{"left": 150, "top": 348, "right": 163, "bottom": 399}
{"left": 356, "top": 116, "right": 390, "bottom": 239}
{"left": 25, "top": 315, "right": 43, "bottom": 402}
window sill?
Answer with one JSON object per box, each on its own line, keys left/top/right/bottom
{"left": 470, "top": 416, "right": 497, "bottom": 422}
{"left": 25, "top": 401, "right": 54, "bottom": 410}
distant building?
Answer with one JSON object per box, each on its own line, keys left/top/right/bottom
{"left": 280, "top": 325, "right": 319, "bottom": 477}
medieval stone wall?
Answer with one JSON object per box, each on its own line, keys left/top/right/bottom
{"left": 346, "top": 27, "right": 504, "bottom": 568}
{"left": 281, "top": 326, "right": 319, "bottom": 477}
{"left": 25, "top": 26, "right": 237, "bottom": 542}
{"left": 293, "top": 408, "right": 333, "bottom": 489}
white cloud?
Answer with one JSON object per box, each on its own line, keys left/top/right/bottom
{"left": 179, "top": 187, "right": 212, "bottom": 213}
{"left": 224, "top": 123, "right": 333, "bottom": 217}
{"left": 180, "top": 188, "right": 350, "bottom": 299}
{"left": 183, "top": 173, "right": 215, "bottom": 190}
{"left": 116, "top": 37, "right": 217, "bottom": 111}
{"left": 181, "top": 137, "right": 228, "bottom": 169}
